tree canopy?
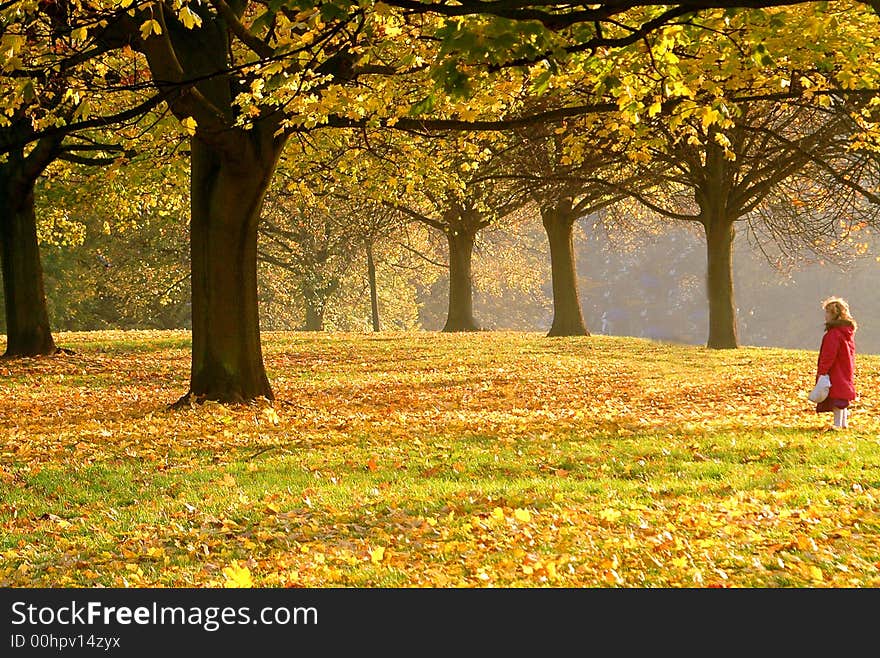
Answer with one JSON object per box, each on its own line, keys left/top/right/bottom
{"left": 2, "top": 0, "right": 878, "bottom": 402}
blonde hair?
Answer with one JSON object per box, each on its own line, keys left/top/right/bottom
{"left": 823, "top": 296, "right": 858, "bottom": 332}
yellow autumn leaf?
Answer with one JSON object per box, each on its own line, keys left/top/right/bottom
{"left": 701, "top": 108, "right": 722, "bottom": 131}
{"left": 181, "top": 117, "right": 197, "bottom": 136}
{"left": 795, "top": 535, "right": 818, "bottom": 551}
{"left": 491, "top": 507, "right": 505, "bottom": 521}
{"left": 370, "top": 546, "right": 385, "bottom": 564}
{"left": 139, "top": 19, "right": 162, "bottom": 40}
{"left": 599, "top": 508, "right": 622, "bottom": 523}
{"left": 222, "top": 561, "right": 253, "bottom": 588}
{"left": 513, "top": 508, "right": 531, "bottom": 523}
{"left": 178, "top": 5, "right": 203, "bottom": 29}
{"left": 600, "top": 555, "right": 619, "bottom": 570}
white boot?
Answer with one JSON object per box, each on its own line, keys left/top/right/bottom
{"left": 833, "top": 408, "right": 848, "bottom": 429}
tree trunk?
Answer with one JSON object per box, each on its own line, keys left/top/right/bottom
{"left": 703, "top": 218, "right": 738, "bottom": 349}
{"left": 0, "top": 167, "right": 58, "bottom": 358}
{"left": 182, "top": 133, "right": 281, "bottom": 404}
{"left": 301, "top": 287, "right": 326, "bottom": 331}
{"left": 443, "top": 229, "right": 480, "bottom": 332}
{"left": 137, "top": 6, "right": 287, "bottom": 404}
{"left": 542, "top": 198, "right": 589, "bottom": 337}
{"left": 367, "top": 242, "right": 380, "bottom": 332}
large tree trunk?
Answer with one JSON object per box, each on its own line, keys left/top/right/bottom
{"left": 0, "top": 164, "right": 58, "bottom": 358}
{"left": 182, "top": 133, "right": 282, "bottom": 404}
{"left": 138, "top": 7, "right": 285, "bottom": 404}
{"left": 367, "top": 242, "right": 380, "bottom": 331}
{"left": 541, "top": 198, "right": 589, "bottom": 337}
{"left": 443, "top": 229, "right": 480, "bottom": 332}
{"left": 703, "top": 217, "right": 738, "bottom": 349}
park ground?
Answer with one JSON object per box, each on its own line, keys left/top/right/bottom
{"left": 1, "top": 329, "right": 879, "bottom": 587}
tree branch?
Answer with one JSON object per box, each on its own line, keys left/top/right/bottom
{"left": 592, "top": 177, "right": 702, "bottom": 221}
{"left": 21, "top": 135, "right": 64, "bottom": 181}
{"left": 208, "top": 0, "right": 275, "bottom": 59}
{"left": 381, "top": 200, "right": 446, "bottom": 231}
{"left": 1, "top": 91, "right": 169, "bottom": 154}
{"left": 57, "top": 152, "right": 125, "bottom": 166}
{"left": 394, "top": 240, "right": 448, "bottom": 269}
{"left": 136, "top": 1, "right": 229, "bottom": 132}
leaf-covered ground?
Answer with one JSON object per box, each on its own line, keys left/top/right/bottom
{"left": 2, "top": 330, "right": 879, "bottom": 588}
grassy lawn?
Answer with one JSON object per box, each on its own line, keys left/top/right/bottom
{"left": 1, "top": 329, "right": 879, "bottom": 587}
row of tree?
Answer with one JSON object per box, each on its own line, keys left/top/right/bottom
{"left": 24, "top": 202, "right": 880, "bottom": 354}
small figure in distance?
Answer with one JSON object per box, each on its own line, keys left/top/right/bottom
{"left": 815, "top": 297, "right": 858, "bottom": 430}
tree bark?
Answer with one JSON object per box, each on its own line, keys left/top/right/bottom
{"left": 443, "top": 228, "right": 480, "bottom": 332}
{"left": 367, "top": 242, "right": 380, "bottom": 331}
{"left": 703, "top": 217, "right": 739, "bottom": 349}
{"left": 182, "top": 132, "right": 282, "bottom": 404}
{"left": 137, "top": 6, "right": 286, "bottom": 404}
{"left": 541, "top": 197, "right": 589, "bottom": 337}
{"left": 0, "top": 162, "right": 59, "bottom": 358}
{"left": 301, "top": 284, "right": 326, "bottom": 331}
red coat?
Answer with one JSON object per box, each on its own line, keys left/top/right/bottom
{"left": 817, "top": 323, "right": 856, "bottom": 401}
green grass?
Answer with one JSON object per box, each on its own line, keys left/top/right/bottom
{"left": 1, "top": 329, "right": 879, "bottom": 587}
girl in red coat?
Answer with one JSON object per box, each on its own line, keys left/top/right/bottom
{"left": 815, "top": 296, "right": 858, "bottom": 429}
